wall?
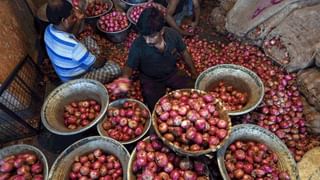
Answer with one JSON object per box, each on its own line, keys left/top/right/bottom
{"left": 0, "top": 0, "right": 38, "bottom": 83}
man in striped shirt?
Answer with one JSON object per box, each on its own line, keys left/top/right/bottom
{"left": 44, "top": 0, "right": 121, "bottom": 83}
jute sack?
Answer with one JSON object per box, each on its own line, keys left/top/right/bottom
{"left": 263, "top": 4, "right": 320, "bottom": 72}
{"left": 245, "top": 0, "right": 320, "bottom": 46}
{"left": 209, "top": 7, "right": 227, "bottom": 34}
{"left": 298, "top": 147, "right": 320, "bottom": 180}
{"left": 226, "top": 0, "right": 319, "bottom": 38}
{"left": 220, "top": 0, "right": 237, "bottom": 12}
{"left": 297, "top": 68, "right": 320, "bottom": 111}
{"left": 302, "top": 96, "right": 320, "bottom": 135}
{"left": 315, "top": 51, "right": 320, "bottom": 68}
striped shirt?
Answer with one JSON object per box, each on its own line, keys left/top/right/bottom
{"left": 44, "top": 24, "right": 96, "bottom": 82}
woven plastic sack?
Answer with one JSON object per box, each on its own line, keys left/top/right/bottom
{"left": 220, "top": 0, "right": 237, "bottom": 12}
{"left": 263, "top": 4, "right": 320, "bottom": 72}
{"left": 298, "top": 147, "right": 320, "bottom": 180}
{"left": 209, "top": 7, "right": 227, "bottom": 34}
{"left": 245, "top": 0, "right": 319, "bottom": 46}
{"left": 297, "top": 68, "right": 320, "bottom": 111}
{"left": 226, "top": 0, "right": 319, "bottom": 38}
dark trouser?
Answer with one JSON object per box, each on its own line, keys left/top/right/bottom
{"left": 140, "top": 71, "right": 195, "bottom": 111}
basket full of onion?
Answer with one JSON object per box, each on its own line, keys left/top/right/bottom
{"left": 217, "top": 124, "right": 299, "bottom": 180}
{"left": 152, "top": 89, "right": 232, "bottom": 156}
{"left": 48, "top": 136, "right": 130, "bottom": 180}
{"left": 195, "top": 64, "right": 264, "bottom": 116}
{"left": 127, "top": 2, "right": 166, "bottom": 25}
{"left": 127, "top": 135, "right": 210, "bottom": 180}
{"left": 97, "top": 98, "right": 151, "bottom": 144}
{"left": 84, "top": 0, "right": 113, "bottom": 18}
{"left": 41, "top": 79, "right": 109, "bottom": 136}
{"left": 97, "top": 11, "right": 131, "bottom": 43}
{"left": 0, "top": 144, "right": 48, "bottom": 180}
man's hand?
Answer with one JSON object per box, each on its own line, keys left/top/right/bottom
{"left": 107, "top": 77, "right": 131, "bottom": 95}
{"left": 190, "top": 69, "right": 198, "bottom": 80}
{"left": 74, "top": 7, "right": 85, "bottom": 20}
{"left": 93, "top": 56, "right": 105, "bottom": 68}
{"left": 190, "top": 21, "right": 198, "bottom": 30}
{"left": 181, "top": 30, "right": 194, "bottom": 36}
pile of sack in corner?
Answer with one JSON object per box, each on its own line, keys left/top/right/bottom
{"left": 298, "top": 68, "right": 320, "bottom": 135}
{"left": 211, "top": 0, "right": 320, "bottom": 72}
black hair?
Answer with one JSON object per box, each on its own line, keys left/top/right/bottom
{"left": 46, "top": 0, "right": 73, "bottom": 25}
{"left": 136, "top": 7, "right": 165, "bottom": 36}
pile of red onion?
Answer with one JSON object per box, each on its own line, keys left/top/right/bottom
{"left": 102, "top": 100, "right": 149, "bottom": 142}
{"left": 85, "top": 0, "right": 109, "bottom": 17}
{"left": 63, "top": 100, "right": 101, "bottom": 129}
{"left": 132, "top": 135, "right": 208, "bottom": 180}
{"left": 224, "top": 140, "right": 290, "bottom": 180}
{"left": 0, "top": 152, "right": 44, "bottom": 180}
{"left": 179, "top": 38, "right": 316, "bottom": 161}
{"left": 263, "top": 37, "right": 289, "bottom": 65}
{"left": 76, "top": 23, "right": 319, "bottom": 161}
{"left": 69, "top": 149, "right": 123, "bottom": 180}
{"left": 154, "top": 90, "right": 230, "bottom": 152}
{"left": 129, "top": 3, "right": 166, "bottom": 24}
{"left": 181, "top": 24, "right": 203, "bottom": 34}
{"left": 98, "top": 11, "right": 129, "bottom": 32}
{"left": 209, "top": 81, "right": 248, "bottom": 111}
{"left": 124, "top": 32, "right": 138, "bottom": 49}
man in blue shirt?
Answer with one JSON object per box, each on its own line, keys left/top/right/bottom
{"left": 44, "top": 0, "right": 121, "bottom": 83}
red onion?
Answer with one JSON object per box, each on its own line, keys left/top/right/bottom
{"left": 179, "top": 159, "right": 193, "bottom": 170}
{"left": 155, "top": 153, "right": 168, "bottom": 168}
{"left": 31, "top": 162, "right": 43, "bottom": 174}
{"left": 234, "top": 169, "right": 244, "bottom": 179}
{"left": 184, "top": 170, "right": 198, "bottom": 180}
{"left": 0, "top": 162, "right": 13, "bottom": 173}
{"left": 80, "top": 166, "right": 90, "bottom": 176}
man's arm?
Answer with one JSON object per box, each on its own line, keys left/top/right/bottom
{"left": 166, "top": 0, "right": 193, "bottom": 36}
{"left": 181, "top": 49, "right": 197, "bottom": 78}
{"left": 122, "top": 66, "right": 133, "bottom": 78}
{"left": 191, "top": 0, "right": 200, "bottom": 28}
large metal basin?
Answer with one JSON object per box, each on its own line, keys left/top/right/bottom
{"left": 41, "top": 79, "right": 109, "bottom": 135}
{"left": 119, "top": 0, "right": 148, "bottom": 10}
{"left": 97, "top": 21, "right": 132, "bottom": 43}
{"left": 48, "top": 136, "right": 130, "bottom": 180}
{"left": 152, "top": 89, "right": 232, "bottom": 157}
{"left": 217, "top": 124, "right": 299, "bottom": 180}
{"left": 0, "top": 144, "right": 49, "bottom": 179}
{"left": 195, "top": 64, "right": 264, "bottom": 116}
{"left": 97, "top": 98, "right": 151, "bottom": 144}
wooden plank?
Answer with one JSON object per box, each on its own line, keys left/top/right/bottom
{"left": 0, "top": 0, "right": 38, "bottom": 83}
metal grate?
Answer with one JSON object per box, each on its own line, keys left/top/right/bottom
{"left": 0, "top": 55, "right": 45, "bottom": 144}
